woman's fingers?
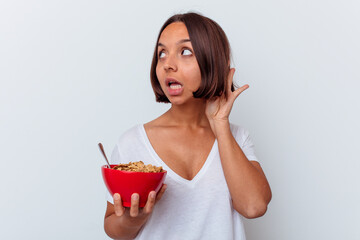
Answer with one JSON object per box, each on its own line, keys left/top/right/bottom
{"left": 155, "top": 184, "right": 167, "bottom": 202}
{"left": 115, "top": 185, "right": 167, "bottom": 218}
{"left": 143, "top": 191, "right": 156, "bottom": 214}
{"left": 226, "top": 67, "right": 249, "bottom": 102}
{"left": 233, "top": 84, "right": 249, "bottom": 99}
{"left": 129, "top": 193, "right": 140, "bottom": 217}
{"left": 143, "top": 184, "right": 168, "bottom": 214}
{"left": 113, "top": 193, "right": 125, "bottom": 217}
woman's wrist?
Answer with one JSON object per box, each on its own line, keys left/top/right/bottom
{"left": 210, "top": 119, "right": 231, "bottom": 138}
{"left": 105, "top": 213, "right": 146, "bottom": 239}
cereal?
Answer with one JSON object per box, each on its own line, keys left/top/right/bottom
{"left": 112, "top": 161, "right": 164, "bottom": 173}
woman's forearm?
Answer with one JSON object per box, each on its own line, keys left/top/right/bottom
{"left": 214, "top": 121, "right": 272, "bottom": 218}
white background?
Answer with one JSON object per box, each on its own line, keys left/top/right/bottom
{"left": 1, "top": 0, "right": 359, "bottom": 239}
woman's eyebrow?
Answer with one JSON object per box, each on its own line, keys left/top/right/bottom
{"left": 157, "top": 39, "right": 191, "bottom": 47}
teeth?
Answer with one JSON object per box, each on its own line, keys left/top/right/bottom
{"left": 170, "top": 84, "right": 182, "bottom": 89}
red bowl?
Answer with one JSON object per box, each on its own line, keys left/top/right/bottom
{"left": 102, "top": 165, "right": 167, "bottom": 207}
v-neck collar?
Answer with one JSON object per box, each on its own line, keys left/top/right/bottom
{"left": 139, "top": 124, "right": 218, "bottom": 187}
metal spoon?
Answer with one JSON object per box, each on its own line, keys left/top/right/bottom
{"left": 98, "top": 143, "right": 111, "bottom": 168}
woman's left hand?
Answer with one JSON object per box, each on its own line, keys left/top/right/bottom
{"left": 205, "top": 68, "right": 249, "bottom": 135}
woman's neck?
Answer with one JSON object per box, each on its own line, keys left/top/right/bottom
{"left": 164, "top": 99, "right": 210, "bottom": 129}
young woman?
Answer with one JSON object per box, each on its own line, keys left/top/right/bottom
{"left": 104, "top": 12, "right": 271, "bottom": 240}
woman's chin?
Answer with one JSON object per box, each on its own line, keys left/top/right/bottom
{"left": 167, "top": 96, "right": 186, "bottom": 105}
{"left": 168, "top": 96, "right": 201, "bottom": 106}
{"left": 169, "top": 99, "right": 185, "bottom": 105}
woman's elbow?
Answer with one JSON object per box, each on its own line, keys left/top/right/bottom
{"left": 243, "top": 203, "right": 268, "bottom": 219}
{"left": 243, "top": 188, "right": 272, "bottom": 218}
{"left": 235, "top": 199, "right": 270, "bottom": 219}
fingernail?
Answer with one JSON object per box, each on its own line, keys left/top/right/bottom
{"left": 114, "top": 194, "right": 120, "bottom": 200}
{"left": 150, "top": 192, "right": 156, "bottom": 199}
{"left": 132, "top": 194, "right": 139, "bottom": 200}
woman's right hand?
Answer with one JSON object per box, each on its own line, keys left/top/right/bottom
{"left": 113, "top": 184, "right": 167, "bottom": 223}
{"left": 104, "top": 184, "right": 167, "bottom": 239}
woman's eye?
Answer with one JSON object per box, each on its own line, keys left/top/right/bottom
{"left": 158, "top": 51, "right": 165, "bottom": 58}
{"left": 182, "top": 49, "right": 192, "bottom": 56}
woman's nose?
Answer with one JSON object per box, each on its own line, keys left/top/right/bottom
{"left": 163, "top": 54, "right": 177, "bottom": 71}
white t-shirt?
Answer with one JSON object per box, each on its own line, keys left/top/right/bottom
{"left": 106, "top": 123, "right": 259, "bottom": 240}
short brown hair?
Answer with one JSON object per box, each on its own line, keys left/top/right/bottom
{"left": 150, "top": 12, "right": 235, "bottom": 103}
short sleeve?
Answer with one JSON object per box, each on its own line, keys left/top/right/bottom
{"left": 233, "top": 125, "right": 259, "bottom": 162}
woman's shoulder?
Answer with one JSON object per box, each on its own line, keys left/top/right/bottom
{"left": 120, "top": 124, "right": 142, "bottom": 136}
{"left": 115, "top": 124, "right": 144, "bottom": 146}
{"left": 116, "top": 115, "right": 168, "bottom": 145}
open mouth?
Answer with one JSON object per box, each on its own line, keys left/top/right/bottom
{"left": 168, "top": 82, "right": 182, "bottom": 89}
{"left": 166, "top": 78, "right": 183, "bottom": 89}
{"left": 165, "top": 78, "right": 184, "bottom": 95}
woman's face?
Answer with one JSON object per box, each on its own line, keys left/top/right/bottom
{"left": 156, "top": 22, "right": 202, "bottom": 105}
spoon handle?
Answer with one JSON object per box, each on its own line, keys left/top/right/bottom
{"left": 98, "top": 143, "right": 111, "bottom": 168}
